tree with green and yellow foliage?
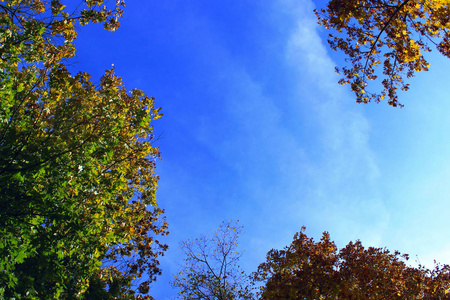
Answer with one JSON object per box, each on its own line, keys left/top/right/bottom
{"left": 0, "top": 1, "right": 167, "bottom": 298}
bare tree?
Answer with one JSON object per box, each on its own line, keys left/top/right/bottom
{"left": 171, "top": 220, "right": 254, "bottom": 300}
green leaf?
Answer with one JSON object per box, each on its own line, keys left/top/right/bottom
{"left": 11, "top": 172, "right": 25, "bottom": 183}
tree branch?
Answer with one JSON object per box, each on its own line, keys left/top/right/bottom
{"left": 363, "top": 0, "right": 411, "bottom": 73}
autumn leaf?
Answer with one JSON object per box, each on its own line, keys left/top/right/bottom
{"left": 253, "top": 226, "right": 450, "bottom": 299}
{"left": 315, "top": 0, "right": 450, "bottom": 107}
{"left": 0, "top": 1, "right": 167, "bottom": 298}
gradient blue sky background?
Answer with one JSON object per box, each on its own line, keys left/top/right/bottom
{"left": 73, "top": 1, "right": 450, "bottom": 298}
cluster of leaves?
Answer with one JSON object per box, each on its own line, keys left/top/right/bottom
{"left": 0, "top": 0, "right": 167, "bottom": 298}
{"left": 253, "top": 226, "right": 450, "bottom": 299}
{"left": 171, "top": 220, "right": 254, "bottom": 300}
{"left": 315, "top": 0, "right": 450, "bottom": 107}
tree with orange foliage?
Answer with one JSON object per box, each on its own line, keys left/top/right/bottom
{"left": 315, "top": 0, "right": 450, "bottom": 107}
{"left": 253, "top": 226, "right": 450, "bottom": 299}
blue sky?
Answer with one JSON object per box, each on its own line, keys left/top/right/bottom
{"left": 73, "top": 0, "right": 450, "bottom": 298}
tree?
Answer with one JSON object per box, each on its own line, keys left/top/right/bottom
{"left": 253, "top": 226, "right": 450, "bottom": 299}
{"left": 171, "top": 220, "right": 254, "bottom": 300}
{"left": 0, "top": 0, "right": 167, "bottom": 298}
{"left": 315, "top": 0, "right": 450, "bottom": 107}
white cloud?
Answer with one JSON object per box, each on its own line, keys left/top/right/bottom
{"left": 278, "top": 0, "right": 389, "bottom": 247}
{"left": 180, "top": 0, "right": 392, "bottom": 263}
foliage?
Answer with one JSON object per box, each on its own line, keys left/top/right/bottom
{"left": 171, "top": 220, "right": 254, "bottom": 300}
{"left": 0, "top": 0, "right": 167, "bottom": 298}
{"left": 315, "top": 0, "right": 450, "bottom": 107}
{"left": 253, "top": 226, "right": 450, "bottom": 299}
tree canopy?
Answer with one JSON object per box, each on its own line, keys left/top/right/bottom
{"left": 253, "top": 226, "right": 450, "bottom": 299}
{"left": 171, "top": 220, "right": 254, "bottom": 300}
{"left": 315, "top": 0, "right": 450, "bottom": 107}
{"left": 0, "top": 0, "right": 167, "bottom": 298}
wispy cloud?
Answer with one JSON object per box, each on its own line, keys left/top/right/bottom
{"left": 276, "top": 0, "right": 389, "bottom": 247}
{"left": 178, "top": 0, "right": 391, "bottom": 260}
